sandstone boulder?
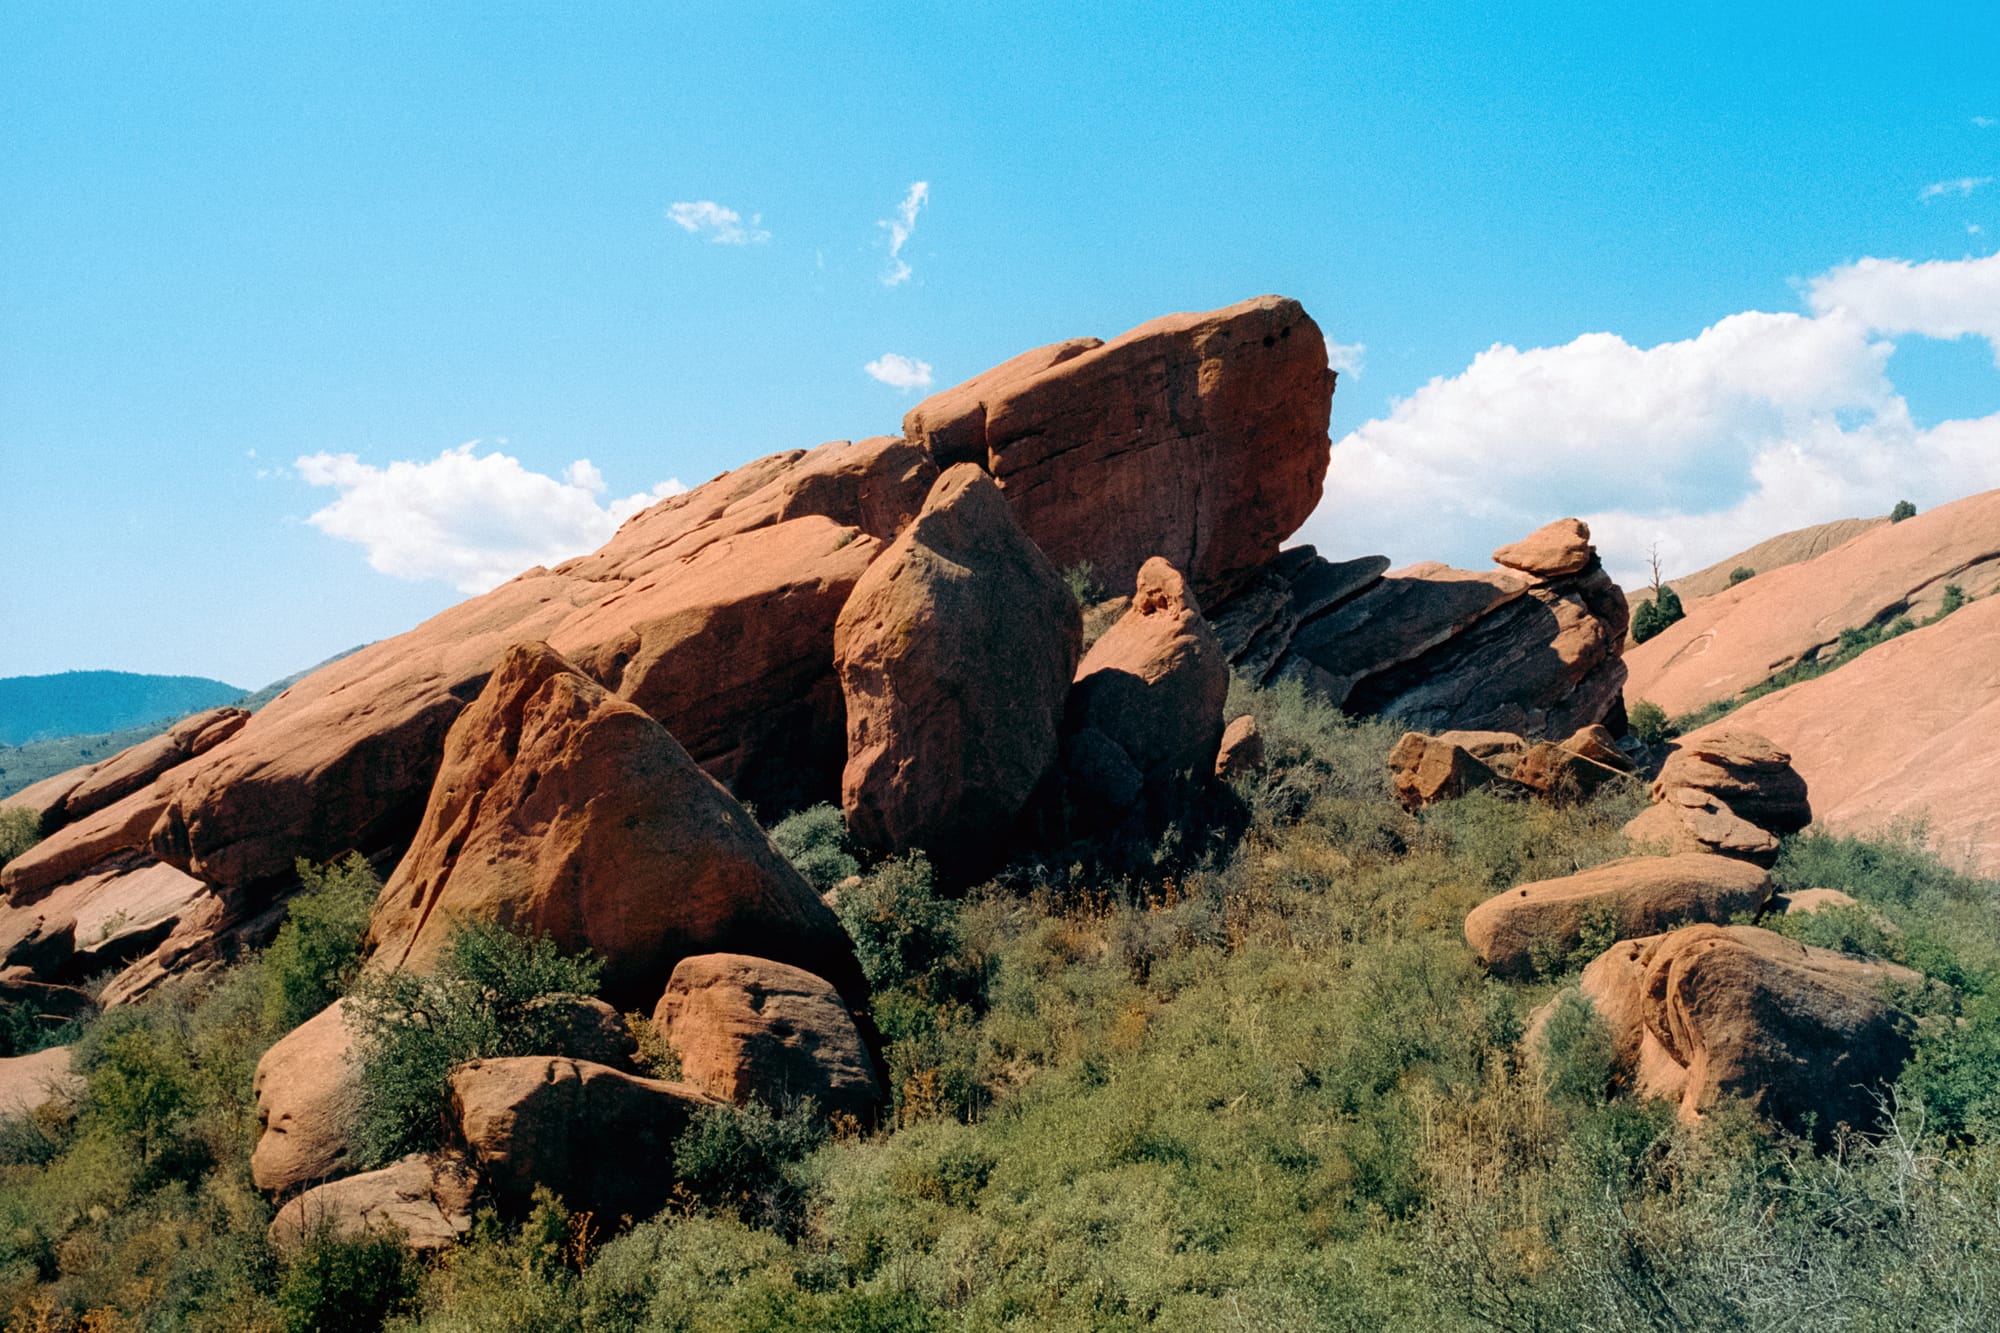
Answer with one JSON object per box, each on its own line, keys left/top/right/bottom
{"left": 1493, "top": 518, "right": 1595, "bottom": 579}
{"left": 1510, "top": 741, "right": 1629, "bottom": 803}
{"left": 654, "top": 954, "right": 881, "bottom": 1119}
{"left": 3, "top": 787, "right": 177, "bottom": 905}
{"left": 270, "top": 1152, "right": 478, "bottom": 1253}
{"left": 1387, "top": 732, "right": 1502, "bottom": 811}
{"left": 0, "top": 858, "right": 206, "bottom": 986}
{"left": 364, "top": 642, "right": 864, "bottom": 1014}
{"left": 1623, "top": 791, "right": 1781, "bottom": 865}
{"left": 1063, "top": 558, "right": 1229, "bottom": 820}
{"left": 449, "top": 1056, "right": 718, "bottom": 1218}
{"left": 902, "top": 296, "right": 1335, "bottom": 601}
{"left": 1561, "top": 724, "right": 1635, "bottom": 772}
{"left": 1576, "top": 924, "right": 1920, "bottom": 1135}
{"left": 1653, "top": 731, "right": 1811, "bottom": 836}
{"left": 1214, "top": 715, "right": 1265, "bottom": 782}
{"left": 251, "top": 1000, "right": 362, "bottom": 1194}
{"left": 1464, "top": 854, "right": 1772, "bottom": 979}
{"left": 834, "top": 465, "right": 1081, "bottom": 868}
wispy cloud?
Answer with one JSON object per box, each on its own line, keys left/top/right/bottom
{"left": 297, "top": 443, "right": 685, "bottom": 593}
{"left": 1919, "top": 176, "right": 1993, "bottom": 202}
{"left": 1975, "top": 116, "right": 1996, "bottom": 128}
{"left": 666, "top": 200, "right": 770, "bottom": 245}
{"left": 1326, "top": 342, "right": 1366, "bottom": 377}
{"left": 1299, "top": 250, "right": 2000, "bottom": 591}
{"left": 864, "top": 353, "right": 934, "bottom": 392}
{"left": 878, "top": 181, "right": 929, "bottom": 286}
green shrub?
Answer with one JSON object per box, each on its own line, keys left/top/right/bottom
{"left": 0, "top": 805, "right": 41, "bottom": 869}
{"left": 835, "top": 853, "right": 959, "bottom": 996}
{"left": 1538, "top": 990, "right": 1616, "bottom": 1105}
{"left": 1630, "top": 584, "right": 1684, "bottom": 644}
{"left": 276, "top": 1226, "right": 419, "bottom": 1333}
{"left": 262, "top": 853, "right": 379, "bottom": 1034}
{"left": 769, "top": 802, "right": 860, "bottom": 895}
{"left": 1938, "top": 582, "right": 1967, "bottom": 618}
{"left": 1891, "top": 499, "right": 1917, "bottom": 521}
{"left": 1627, "top": 698, "right": 1670, "bottom": 746}
{"left": 1061, "top": 560, "right": 1107, "bottom": 605}
{"left": 347, "top": 919, "right": 603, "bottom": 1165}
{"left": 0, "top": 999, "right": 84, "bottom": 1059}
{"left": 1728, "top": 565, "right": 1755, "bottom": 585}
{"left": 672, "top": 1100, "right": 830, "bottom": 1233}
{"left": 75, "top": 1012, "right": 197, "bottom": 1164}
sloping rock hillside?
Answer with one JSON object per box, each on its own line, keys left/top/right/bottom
{"left": 1625, "top": 488, "right": 2000, "bottom": 716}
{"left": 1628, "top": 514, "right": 1886, "bottom": 612}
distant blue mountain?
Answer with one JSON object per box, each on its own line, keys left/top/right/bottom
{"left": 0, "top": 671, "right": 247, "bottom": 746}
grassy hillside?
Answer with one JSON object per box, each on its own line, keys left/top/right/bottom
{"left": 3, "top": 678, "right": 1997, "bottom": 1330}
{"left": 0, "top": 671, "right": 247, "bottom": 746}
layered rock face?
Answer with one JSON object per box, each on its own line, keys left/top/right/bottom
{"left": 1209, "top": 519, "right": 1630, "bottom": 737}
{"left": 1464, "top": 854, "right": 1772, "bottom": 979}
{"left": 1572, "top": 924, "right": 1919, "bottom": 1136}
{"left": 834, "top": 465, "right": 1082, "bottom": 868}
{"left": 2, "top": 707, "right": 246, "bottom": 839}
{"left": 1623, "top": 730, "right": 1811, "bottom": 866}
{"left": 1624, "top": 487, "right": 2000, "bottom": 717}
{"left": 902, "top": 295, "right": 1335, "bottom": 602}
{"left": 363, "top": 642, "right": 865, "bottom": 1014}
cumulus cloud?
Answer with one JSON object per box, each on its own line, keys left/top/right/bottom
{"left": 1919, "top": 176, "right": 1994, "bottom": 203}
{"left": 879, "top": 181, "right": 929, "bottom": 286}
{"left": 864, "top": 353, "right": 934, "bottom": 392}
{"left": 666, "top": 200, "right": 770, "bottom": 245}
{"left": 1298, "top": 252, "right": 2000, "bottom": 589}
{"left": 297, "top": 443, "right": 686, "bottom": 593}
{"left": 1326, "top": 341, "right": 1366, "bottom": 377}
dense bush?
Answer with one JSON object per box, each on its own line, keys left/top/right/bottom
{"left": 0, "top": 806, "right": 40, "bottom": 870}
{"left": 278, "top": 1226, "right": 420, "bottom": 1333}
{"left": 348, "top": 920, "right": 603, "bottom": 1165}
{"left": 263, "top": 853, "right": 379, "bottom": 1033}
{"left": 1891, "top": 499, "right": 1918, "bottom": 521}
{"left": 770, "top": 803, "right": 860, "bottom": 895}
{"left": 1728, "top": 565, "right": 1755, "bottom": 585}
{"left": 1626, "top": 698, "right": 1670, "bottom": 746}
{"left": 1629, "top": 584, "right": 1684, "bottom": 643}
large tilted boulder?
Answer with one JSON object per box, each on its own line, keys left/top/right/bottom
{"left": 363, "top": 642, "right": 866, "bottom": 1014}
{"left": 270, "top": 1152, "right": 478, "bottom": 1253}
{"left": 1623, "top": 730, "right": 1810, "bottom": 866}
{"left": 1210, "top": 519, "right": 1630, "bottom": 737}
{"left": 251, "top": 1000, "right": 362, "bottom": 1194}
{"left": 1464, "top": 854, "right": 1772, "bottom": 979}
{"left": 449, "top": 1057, "right": 718, "bottom": 1218}
{"left": 902, "top": 295, "right": 1336, "bottom": 603}
{"left": 834, "top": 465, "right": 1081, "bottom": 869}
{"left": 654, "top": 954, "right": 882, "bottom": 1119}
{"left": 1570, "top": 924, "right": 1920, "bottom": 1135}
{"left": 2, "top": 787, "right": 178, "bottom": 905}
{"left": 1062, "top": 558, "right": 1229, "bottom": 823}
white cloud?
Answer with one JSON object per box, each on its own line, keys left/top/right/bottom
{"left": 879, "top": 181, "right": 929, "bottom": 286}
{"left": 1919, "top": 176, "right": 1993, "bottom": 202}
{"left": 1974, "top": 224, "right": 1987, "bottom": 236}
{"left": 1807, "top": 252, "right": 2000, "bottom": 362}
{"left": 864, "top": 353, "right": 934, "bottom": 391}
{"left": 297, "top": 443, "right": 686, "bottom": 593}
{"left": 1326, "top": 342, "right": 1366, "bottom": 377}
{"left": 1299, "top": 251, "right": 2000, "bottom": 589}
{"left": 666, "top": 200, "right": 770, "bottom": 245}
{"left": 1974, "top": 116, "right": 1996, "bottom": 128}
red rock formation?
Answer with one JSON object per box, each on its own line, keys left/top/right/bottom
{"left": 1493, "top": 518, "right": 1595, "bottom": 579}
{"left": 251, "top": 999, "right": 361, "bottom": 1194}
{"left": 902, "top": 296, "right": 1335, "bottom": 602}
{"left": 834, "top": 465, "right": 1081, "bottom": 868}
{"left": 269, "top": 1152, "right": 477, "bottom": 1253}
{"left": 1387, "top": 732, "right": 1503, "bottom": 811}
{"left": 1214, "top": 715, "right": 1265, "bottom": 782}
{"left": 654, "top": 953, "right": 882, "bottom": 1119}
{"left": 1464, "top": 854, "right": 1771, "bottom": 979}
{"left": 363, "top": 642, "right": 864, "bottom": 1014}
{"left": 1, "top": 707, "right": 246, "bottom": 839}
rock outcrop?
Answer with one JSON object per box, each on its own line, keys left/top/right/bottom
{"left": 449, "top": 1056, "right": 717, "bottom": 1218}
{"left": 1625, "top": 515, "right": 1886, "bottom": 620}
{"left": 1388, "top": 724, "right": 1633, "bottom": 811}
{"left": 251, "top": 1000, "right": 362, "bottom": 1194}
{"left": 654, "top": 954, "right": 881, "bottom": 1119}
{"left": 1209, "top": 518, "right": 1629, "bottom": 737}
{"left": 1062, "top": 558, "right": 1229, "bottom": 825}
{"left": 364, "top": 642, "right": 865, "bottom": 1014}
{"left": 1623, "top": 730, "right": 1810, "bottom": 866}
{"left": 834, "top": 465, "right": 1081, "bottom": 869}
{"left": 901, "top": 295, "right": 1335, "bottom": 602}
{"left": 1387, "top": 732, "right": 1503, "bottom": 811}
{"left": 1572, "top": 924, "right": 1920, "bottom": 1135}
{"left": 1, "top": 707, "right": 247, "bottom": 839}
{"left": 270, "top": 1152, "right": 478, "bottom": 1253}
{"left": 1464, "top": 854, "right": 1772, "bottom": 979}
{"left": 1624, "top": 488, "right": 2000, "bottom": 717}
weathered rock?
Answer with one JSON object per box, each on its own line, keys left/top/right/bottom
{"left": 251, "top": 1000, "right": 362, "bottom": 1194}
{"left": 1781, "top": 887, "right": 1860, "bottom": 916}
{"left": 1387, "top": 732, "right": 1502, "bottom": 811}
{"left": 3, "top": 787, "right": 176, "bottom": 905}
{"left": 527, "top": 995, "right": 638, "bottom": 1070}
{"left": 1063, "top": 558, "right": 1229, "bottom": 817}
{"left": 834, "top": 464, "right": 1081, "bottom": 868}
{"left": 0, "top": 1045, "right": 80, "bottom": 1117}
{"left": 0, "top": 858, "right": 207, "bottom": 986}
{"left": 270, "top": 1152, "right": 478, "bottom": 1253}
{"left": 654, "top": 954, "right": 881, "bottom": 1119}
{"left": 1623, "top": 791, "right": 1781, "bottom": 865}
{"left": 1511, "top": 741, "right": 1629, "bottom": 802}
{"left": 1284, "top": 565, "right": 1532, "bottom": 703}
{"left": 1561, "top": 724, "right": 1635, "bottom": 772}
{"left": 449, "top": 1056, "right": 718, "bottom": 1218}
{"left": 1623, "top": 488, "right": 2000, "bottom": 716}
{"left": 1464, "top": 854, "right": 1772, "bottom": 979}
{"left": 1493, "top": 518, "right": 1595, "bottom": 579}
{"left": 1653, "top": 731, "right": 1811, "bottom": 836}
{"left": 1577, "top": 924, "right": 1920, "bottom": 1135}
{"left": 902, "top": 296, "right": 1335, "bottom": 601}
{"left": 365, "top": 642, "right": 864, "bottom": 1014}
{"left": 1209, "top": 550, "right": 1389, "bottom": 684}
{"left": 1215, "top": 715, "right": 1265, "bottom": 782}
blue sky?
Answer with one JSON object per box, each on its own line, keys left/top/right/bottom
{"left": 3, "top": 2, "right": 1997, "bottom": 687}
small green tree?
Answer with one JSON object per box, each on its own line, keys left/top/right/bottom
{"left": 1627, "top": 699, "right": 1670, "bottom": 746}
{"left": 79, "top": 1018, "right": 196, "bottom": 1163}
{"left": 1938, "top": 583, "right": 1967, "bottom": 618}
{"left": 262, "top": 854, "right": 379, "bottom": 1034}
{"left": 770, "top": 803, "right": 860, "bottom": 894}
{"left": 1728, "top": 566, "right": 1755, "bottom": 586}
{"left": 1538, "top": 990, "right": 1617, "bottom": 1106}
{"left": 347, "top": 919, "right": 603, "bottom": 1165}
{"left": 834, "top": 853, "right": 958, "bottom": 995}
{"left": 0, "top": 807, "right": 41, "bottom": 870}
{"left": 276, "top": 1227, "right": 420, "bottom": 1333}
{"left": 1890, "top": 499, "right": 1917, "bottom": 522}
